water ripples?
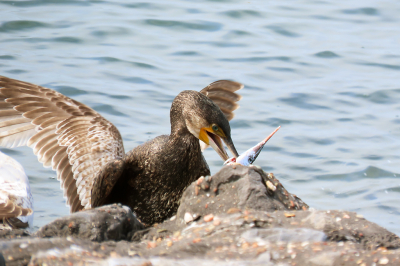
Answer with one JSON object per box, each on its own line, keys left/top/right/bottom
{"left": 0, "top": 0, "right": 399, "bottom": 235}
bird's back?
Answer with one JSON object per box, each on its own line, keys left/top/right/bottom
{"left": 99, "top": 132, "right": 210, "bottom": 225}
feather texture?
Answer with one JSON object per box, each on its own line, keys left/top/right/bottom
{"left": 200, "top": 80, "right": 243, "bottom": 121}
{"left": 0, "top": 76, "right": 125, "bottom": 212}
{"left": 0, "top": 151, "right": 33, "bottom": 228}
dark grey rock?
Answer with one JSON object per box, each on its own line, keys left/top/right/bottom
{"left": 175, "top": 165, "right": 308, "bottom": 227}
{"left": 1, "top": 237, "right": 104, "bottom": 266}
{"left": 35, "top": 204, "right": 144, "bottom": 241}
{"left": 1, "top": 166, "right": 400, "bottom": 266}
{"left": 241, "top": 228, "right": 327, "bottom": 243}
{"left": 137, "top": 209, "right": 400, "bottom": 265}
{"left": 0, "top": 228, "right": 30, "bottom": 240}
{"left": 0, "top": 253, "right": 5, "bottom": 266}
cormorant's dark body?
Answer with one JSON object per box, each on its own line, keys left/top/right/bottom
{"left": 106, "top": 134, "right": 209, "bottom": 225}
{"left": 92, "top": 90, "right": 233, "bottom": 225}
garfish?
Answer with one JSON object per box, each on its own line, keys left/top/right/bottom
{"left": 224, "top": 126, "right": 280, "bottom": 166}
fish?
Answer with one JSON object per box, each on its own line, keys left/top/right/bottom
{"left": 224, "top": 126, "right": 281, "bottom": 166}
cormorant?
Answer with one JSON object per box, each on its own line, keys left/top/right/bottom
{"left": 0, "top": 76, "right": 242, "bottom": 225}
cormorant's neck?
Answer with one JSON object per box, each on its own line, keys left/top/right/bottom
{"left": 168, "top": 125, "right": 199, "bottom": 151}
{"left": 170, "top": 93, "right": 189, "bottom": 137}
{"left": 168, "top": 96, "right": 201, "bottom": 158}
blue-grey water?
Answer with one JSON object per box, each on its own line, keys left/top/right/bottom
{"left": 0, "top": 0, "right": 399, "bottom": 235}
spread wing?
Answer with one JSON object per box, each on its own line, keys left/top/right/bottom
{"left": 0, "top": 76, "right": 125, "bottom": 212}
{"left": 199, "top": 80, "right": 243, "bottom": 151}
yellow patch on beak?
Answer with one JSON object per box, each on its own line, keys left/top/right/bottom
{"left": 199, "top": 125, "right": 226, "bottom": 145}
{"left": 199, "top": 126, "right": 230, "bottom": 160}
{"left": 199, "top": 127, "right": 210, "bottom": 145}
{"left": 199, "top": 126, "right": 226, "bottom": 145}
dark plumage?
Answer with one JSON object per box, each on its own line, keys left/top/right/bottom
{"left": 92, "top": 90, "right": 239, "bottom": 224}
{"left": 0, "top": 77, "right": 242, "bottom": 225}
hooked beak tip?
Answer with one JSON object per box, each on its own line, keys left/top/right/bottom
{"left": 223, "top": 137, "right": 239, "bottom": 158}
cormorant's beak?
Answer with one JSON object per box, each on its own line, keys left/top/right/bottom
{"left": 199, "top": 127, "right": 239, "bottom": 161}
{"left": 221, "top": 136, "right": 239, "bottom": 159}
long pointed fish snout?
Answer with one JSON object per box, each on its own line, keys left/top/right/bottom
{"left": 224, "top": 126, "right": 281, "bottom": 166}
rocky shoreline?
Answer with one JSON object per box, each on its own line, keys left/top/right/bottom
{"left": 1, "top": 165, "right": 400, "bottom": 265}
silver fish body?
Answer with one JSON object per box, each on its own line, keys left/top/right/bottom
{"left": 224, "top": 126, "right": 280, "bottom": 166}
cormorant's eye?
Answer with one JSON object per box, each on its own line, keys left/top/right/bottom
{"left": 212, "top": 124, "right": 219, "bottom": 132}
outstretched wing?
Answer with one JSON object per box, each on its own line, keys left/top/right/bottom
{"left": 0, "top": 76, "right": 125, "bottom": 212}
{"left": 199, "top": 80, "right": 243, "bottom": 151}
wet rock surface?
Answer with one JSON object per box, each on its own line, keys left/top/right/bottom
{"left": 35, "top": 204, "right": 144, "bottom": 242}
{"left": 1, "top": 165, "right": 400, "bottom": 266}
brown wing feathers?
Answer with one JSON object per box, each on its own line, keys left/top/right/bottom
{"left": 0, "top": 201, "right": 32, "bottom": 218}
{"left": 200, "top": 80, "right": 243, "bottom": 121}
{"left": 0, "top": 76, "right": 125, "bottom": 212}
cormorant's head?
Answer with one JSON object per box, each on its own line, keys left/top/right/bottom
{"left": 171, "top": 90, "right": 239, "bottom": 161}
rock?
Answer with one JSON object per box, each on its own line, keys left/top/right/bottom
{"left": 35, "top": 204, "right": 144, "bottom": 241}
{"left": 0, "top": 237, "right": 103, "bottom": 266}
{"left": 1, "top": 166, "right": 400, "bottom": 265}
{"left": 137, "top": 166, "right": 400, "bottom": 264}
{"left": 0, "top": 253, "right": 4, "bottom": 266}
{"left": 176, "top": 165, "right": 308, "bottom": 226}
{"left": 241, "top": 228, "right": 327, "bottom": 243}
{"left": 143, "top": 209, "right": 400, "bottom": 258}
{"left": 0, "top": 228, "right": 30, "bottom": 240}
